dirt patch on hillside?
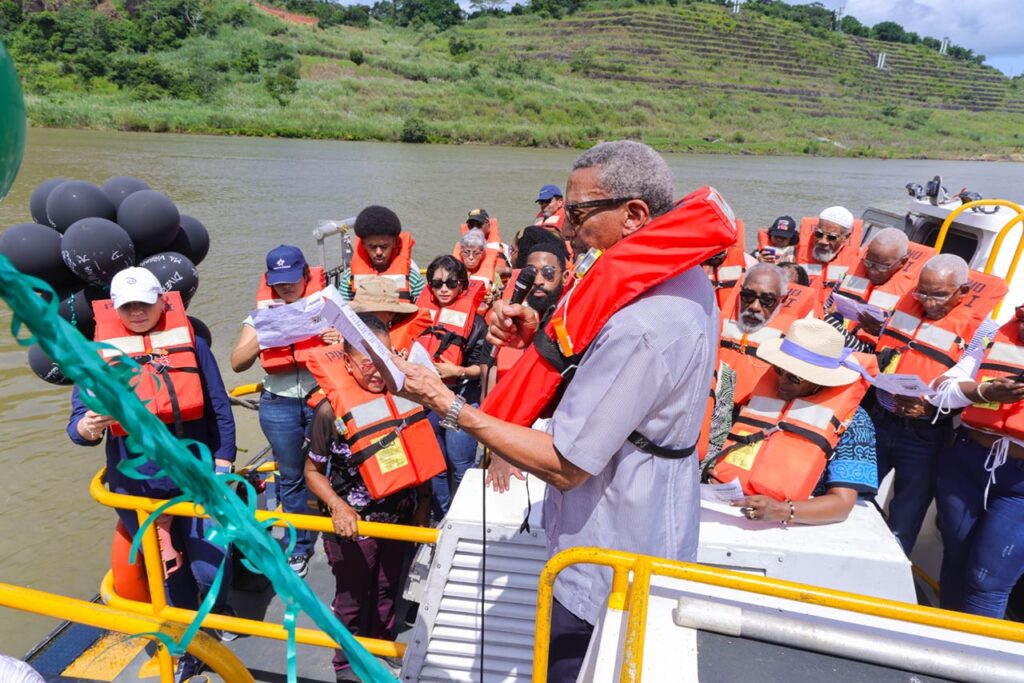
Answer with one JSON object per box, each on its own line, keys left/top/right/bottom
{"left": 252, "top": 1, "right": 318, "bottom": 26}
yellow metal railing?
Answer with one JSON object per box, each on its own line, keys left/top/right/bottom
{"left": 0, "top": 582, "right": 253, "bottom": 683}
{"left": 532, "top": 546, "right": 1024, "bottom": 683}
{"left": 90, "top": 467, "right": 438, "bottom": 662}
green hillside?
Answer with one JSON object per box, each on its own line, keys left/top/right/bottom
{"left": 5, "top": 0, "right": 1024, "bottom": 159}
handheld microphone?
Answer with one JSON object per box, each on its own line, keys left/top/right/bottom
{"left": 488, "top": 265, "right": 537, "bottom": 361}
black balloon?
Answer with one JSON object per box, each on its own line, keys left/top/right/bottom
{"left": 28, "top": 343, "right": 71, "bottom": 385}
{"left": 57, "top": 288, "right": 97, "bottom": 338}
{"left": 117, "top": 190, "right": 180, "bottom": 257}
{"left": 140, "top": 251, "right": 198, "bottom": 307}
{"left": 188, "top": 316, "right": 212, "bottom": 347}
{"left": 61, "top": 217, "right": 135, "bottom": 287}
{"left": 168, "top": 214, "right": 210, "bottom": 266}
{"left": 101, "top": 175, "right": 150, "bottom": 210}
{"left": 0, "top": 222, "right": 78, "bottom": 289}
{"left": 46, "top": 180, "right": 116, "bottom": 233}
{"left": 29, "top": 178, "right": 67, "bottom": 226}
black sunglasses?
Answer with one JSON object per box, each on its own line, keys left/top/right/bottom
{"left": 773, "top": 365, "right": 805, "bottom": 385}
{"left": 739, "top": 288, "right": 780, "bottom": 310}
{"left": 536, "top": 265, "right": 559, "bottom": 282}
{"left": 430, "top": 277, "right": 461, "bottom": 290}
{"left": 813, "top": 229, "right": 843, "bottom": 244}
{"left": 564, "top": 197, "right": 636, "bottom": 228}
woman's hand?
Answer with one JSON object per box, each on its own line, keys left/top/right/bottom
{"left": 978, "top": 377, "right": 1024, "bottom": 404}
{"left": 894, "top": 395, "right": 931, "bottom": 419}
{"left": 487, "top": 300, "right": 539, "bottom": 350}
{"left": 329, "top": 500, "right": 361, "bottom": 541}
{"left": 486, "top": 454, "right": 526, "bottom": 493}
{"left": 78, "top": 411, "right": 116, "bottom": 441}
{"left": 856, "top": 311, "right": 884, "bottom": 337}
{"left": 434, "top": 359, "right": 463, "bottom": 382}
{"left": 731, "top": 495, "right": 790, "bottom": 522}
{"left": 320, "top": 326, "right": 342, "bottom": 345}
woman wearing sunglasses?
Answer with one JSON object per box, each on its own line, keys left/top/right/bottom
{"left": 928, "top": 303, "right": 1024, "bottom": 619}
{"left": 415, "top": 255, "right": 491, "bottom": 516}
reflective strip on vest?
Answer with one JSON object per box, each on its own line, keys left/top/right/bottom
{"left": 355, "top": 273, "right": 407, "bottom": 289}
{"left": 888, "top": 311, "right": 922, "bottom": 338}
{"left": 917, "top": 323, "right": 957, "bottom": 351}
{"left": 469, "top": 274, "right": 491, "bottom": 284}
{"left": 746, "top": 396, "right": 786, "bottom": 420}
{"left": 802, "top": 263, "right": 823, "bottom": 277}
{"left": 349, "top": 397, "right": 391, "bottom": 429}
{"left": 987, "top": 341, "right": 1024, "bottom": 367}
{"left": 840, "top": 275, "right": 870, "bottom": 298}
{"left": 100, "top": 336, "right": 146, "bottom": 358}
{"left": 391, "top": 395, "right": 421, "bottom": 415}
{"left": 828, "top": 265, "right": 849, "bottom": 281}
{"left": 486, "top": 241, "right": 503, "bottom": 249}
{"left": 867, "top": 289, "right": 900, "bottom": 310}
{"left": 787, "top": 399, "right": 835, "bottom": 431}
{"left": 437, "top": 308, "right": 469, "bottom": 329}
{"left": 706, "top": 187, "right": 737, "bottom": 228}
{"left": 149, "top": 327, "right": 192, "bottom": 350}
{"left": 716, "top": 265, "right": 744, "bottom": 282}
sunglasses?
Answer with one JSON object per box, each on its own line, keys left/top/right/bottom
{"left": 536, "top": 265, "right": 559, "bottom": 282}
{"left": 813, "top": 229, "right": 844, "bottom": 244}
{"left": 739, "top": 288, "right": 780, "bottom": 310}
{"left": 773, "top": 365, "right": 805, "bottom": 385}
{"left": 430, "top": 277, "right": 461, "bottom": 290}
{"left": 564, "top": 197, "right": 636, "bottom": 228}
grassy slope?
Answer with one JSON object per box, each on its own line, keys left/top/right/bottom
{"left": 24, "top": 1, "right": 1024, "bottom": 159}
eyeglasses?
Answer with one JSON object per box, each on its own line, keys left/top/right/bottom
{"left": 430, "top": 277, "right": 461, "bottom": 290}
{"left": 537, "top": 265, "right": 559, "bottom": 282}
{"left": 564, "top": 197, "right": 636, "bottom": 229}
{"left": 773, "top": 365, "right": 805, "bottom": 385}
{"left": 862, "top": 257, "right": 902, "bottom": 272}
{"left": 346, "top": 355, "right": 377, "bottom": 374}
{"left": 739, "top": 288, "right": 780, "bottom": 310}
{"left": 912, "top": 288, "right": 959, "bottom": 304}
{"left": 460, "top": 249, "right": 483, "bottom": 259}
{"left": 537, "top": 198, "right": 554, "bottom": 207}
{"left": 813, "top": 229, "right": 844, "bottom": 244}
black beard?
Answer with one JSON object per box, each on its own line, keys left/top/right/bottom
{"left": 529, "top": 288, "right": 561, "bottom": 316}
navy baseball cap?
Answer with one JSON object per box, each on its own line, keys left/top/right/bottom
{"left": 768, "top": 215, "right": 798, "bottom": 239}
{"left": 536, "top": 184, "right": 563, "bottom": 202}
{"left": 265, "top": 244, "right": 307, "bottom": 285}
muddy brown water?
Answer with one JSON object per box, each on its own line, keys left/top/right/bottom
{"left": 0, "top": 128, "right": 1020, "bottom": 655}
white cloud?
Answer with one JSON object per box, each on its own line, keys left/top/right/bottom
{"left": 791, "top": 0, "right": 1024, "bottom": 75}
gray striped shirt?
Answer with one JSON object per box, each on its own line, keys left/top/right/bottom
{"left": 544, "top": 267, "right": 717, "bottom": 625}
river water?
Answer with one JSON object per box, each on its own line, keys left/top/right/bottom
{"left": 0, "top": 128, "right": 1020, "bottom": 655}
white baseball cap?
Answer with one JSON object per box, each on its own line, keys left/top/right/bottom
{"left": 818, "top": 206, "right": 854, "bottom": 231}
{"left": 110, "top": 267, "right": 163, "bottom": 309}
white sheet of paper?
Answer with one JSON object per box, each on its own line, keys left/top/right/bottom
{"left": 321, "top": 289, "right": 406, "bottom": 391}
{"left": 832, "top": 293, "right": 887, "bottom": 323}
{"left": 408, "top": 341, "right": 439, "bottom": 375}
{"left": 251, "top": 293, "right": 328, "bottom": 350}
{"left": 871, "top": 373, "right": 936, "bottom": 398}
{"left": 700, "top": 478, "right": 745, "bottom": 504}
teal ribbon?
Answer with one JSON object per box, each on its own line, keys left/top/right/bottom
{"left": 0, "top": 258, "right": 397, "bottom": 683}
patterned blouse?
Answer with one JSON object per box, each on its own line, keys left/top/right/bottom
{"left": 813, "top": 406, "right": 878, "bottom": 497}
{"left": 307, "top": 400, "right": 415, "bottom": 525}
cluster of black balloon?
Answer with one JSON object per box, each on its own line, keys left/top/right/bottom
{"left": 0, "top": 176, "right": 213, "bottom": 385}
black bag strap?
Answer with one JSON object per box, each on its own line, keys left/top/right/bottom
{"left": 628, "top": 431, "right": 695, "bottom": 459}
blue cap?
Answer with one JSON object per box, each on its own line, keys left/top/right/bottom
{"left": 265, "top": 245, "right": 307, "bottom": 285}
{"left": 536, "top": 184, "right": 563, "bottom": 202}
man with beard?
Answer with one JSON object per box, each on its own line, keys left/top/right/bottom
{"left": 796, "top": 206, "right": 859, "bottom": 292}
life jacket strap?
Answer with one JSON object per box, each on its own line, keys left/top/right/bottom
{"left": 905, "top": 339, "right": 959, "bottom": 369}
{"left": 720, "top": 339, "right": 759, "bottom": 357}
{"left": 533, "top": 329, "right": 583, "bottom": 380}
{"left": 345, "top": 410, "right": 429, "bottom": 468}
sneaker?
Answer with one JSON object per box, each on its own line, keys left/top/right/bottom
{"left": 288, "top": 553, "right": 309, "bottom": 578}
{"left": 174, "top": 653, "right": 205, "bottom": 682}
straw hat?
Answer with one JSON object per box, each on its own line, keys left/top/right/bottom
{"left": 350, "top": 276, "right": 419, "bottom": 315}
{"left": 756, "top": 318, "right": 860, "bottom": 387}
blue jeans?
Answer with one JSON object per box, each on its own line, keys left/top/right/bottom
{"left": 259, "top": 391, "right": 315, "bottom": 558}
{"left": 119, "top": 509, "right": 231, "bottom": 612}
{"left": 548, "top": 599, "right": 594, "bottom": 683}
{"left": 428, "top": 405, "right": 481, "bottom": 518}
{"left": 935, "top": 433, "right": 1024, "bottom": 618}
{"left": 873, "top": 407, "right": 953, "bottom": 554}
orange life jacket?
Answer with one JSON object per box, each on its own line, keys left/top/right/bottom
{"left": 305, "top": 347, "right": 446, "bottom": 499}
{"left": 960, "top": 322, "right": 1024, "bottom": 440}
{"left": 415, "top": 281, "right": 487, "bottom": 366}
{"left": 255, "top": 266, "right": 327, "bottom": 374}
{"left": 711, "top": 352, "right": 877, "bottom": 501}
{"left": 460, "top": 217, "right": 502, "bottom": 247}
{"left": 717, "top": 282, "right": 818, "bottom": 407}
{"left": 876, "top": 271, "right": 1007, "bottom": 382}
{"left": 482, "top": 186, "right": 737, "bottom": 444}
{"left": 794, "top": 217, "right": 864, "bottom": 292}
{"left": 350, "top": 232, "right": 415, "bottom": 302}
{"left": 704, "top": 220, "right": 747, "bottom": 309}
{"left": 534, "top": 208, "right": 565, "bottom": 234}
{"left": 490, "top": 268, "right": 527, "bottom": 381}
{"left": 93, "top": 291, "right": 203, "bottom": 437}
{"left": 831, "top": 242, "right": 935, "bottom": 346}
{"left": 389, "top": 308, "right": 434, "bottom": 355}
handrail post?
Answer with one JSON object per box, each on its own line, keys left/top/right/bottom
{"left": 137, "top": 509, "right": 169, "bottom": 615}
{"left": 620, "top": 560, "right": 653, "bottom": 683}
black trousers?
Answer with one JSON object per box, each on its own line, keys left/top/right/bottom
{"left": 548, "top": 599, "right": 595, "bottom": 683}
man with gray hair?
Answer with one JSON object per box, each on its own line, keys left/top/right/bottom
{"left": 390, "top": 140, "right": 731, "bottom": 682}
{"left": 872, "top": 253, "right": 1001, "bottom": 554}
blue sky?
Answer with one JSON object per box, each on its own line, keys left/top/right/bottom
{"left": 789, "top": 1, "right": 1024, "bottom": 76}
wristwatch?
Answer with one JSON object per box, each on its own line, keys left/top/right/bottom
{"left": 439, "top": 394, "right": 467, "bottom": 432}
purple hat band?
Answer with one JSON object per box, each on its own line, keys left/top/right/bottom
{"left": 779, "top": 338, "right": 874, "bottom": 383}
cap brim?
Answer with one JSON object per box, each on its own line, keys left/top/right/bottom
{"left": 350, "top": 301, "right": 419, "bottom": 315}
{"left": 266, "top": 268, "right": 304, "bottom": 286}
{"left": 756, "top": 338, "right": 859, "bottom": 387}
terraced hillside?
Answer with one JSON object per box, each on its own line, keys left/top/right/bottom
{"left": 15, "top": 1, "right": 1024, "bottom": 158}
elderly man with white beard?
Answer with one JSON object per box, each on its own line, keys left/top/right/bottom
{"left": 797, "top": 206, "right": 859, "bottom": 293}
